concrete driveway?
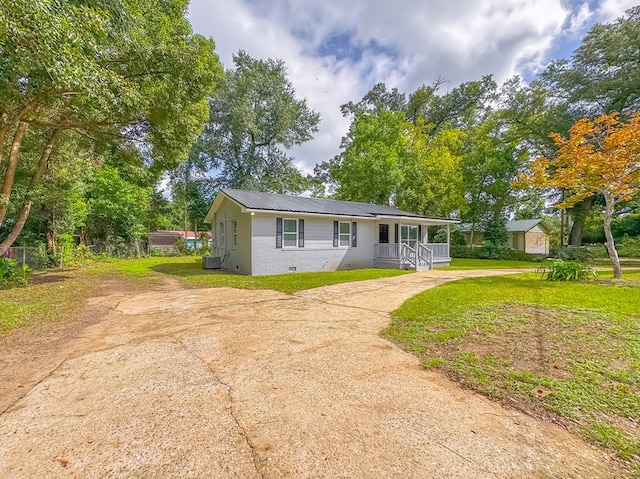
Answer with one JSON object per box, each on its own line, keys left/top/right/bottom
{"left": 0, "top": 269, "right": 623, "bottom": 478}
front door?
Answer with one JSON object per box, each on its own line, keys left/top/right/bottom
{"left": 400, "top": 225, "right": 418, "bottom": 248}
{"left": 379, "top": 224, "right": 389, "bottom": 243}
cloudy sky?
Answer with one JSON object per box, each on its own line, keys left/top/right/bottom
{"left": 188, "top": 0, "right": 636, "bottom": 174}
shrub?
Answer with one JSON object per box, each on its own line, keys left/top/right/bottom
{"left": 0, "top": 257, "right": 33, "bottom": 287}
{"left": 68, "top": 244, "right": 97, "bottom": 266}
{"left": 551, "top": 245, "right": 594, "bottom": 263}
{"left": 539, "top": 259, "right": 597, "bottom": 281}
{"left": 617, "top": 236, "right": 640, "bottom": 258}
{"left": 451, "top": 245, "right": 540, "bottom": 262}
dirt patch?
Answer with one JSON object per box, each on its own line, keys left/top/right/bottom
{"left": 442, "top": 303, "right": 629, "bottom": 378}
{"left": 0, "top": 273, "right": 152, "bottom": 414}
{"left": 0, "top": 269, "right": 628, "bottom": 478}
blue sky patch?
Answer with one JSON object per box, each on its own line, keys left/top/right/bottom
{"left": 315, "top": 30, "right": 397, "bottom": 64}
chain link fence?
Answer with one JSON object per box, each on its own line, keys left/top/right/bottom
{"left": 3, "top": 238, "right": 194, "bottom": 271}
{"left": 2, "top": 247, "right": 48, "bottom": 270}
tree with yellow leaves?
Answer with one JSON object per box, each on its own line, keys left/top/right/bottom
{"left": 514, "top": 113, "right": 640, "bottom": 278}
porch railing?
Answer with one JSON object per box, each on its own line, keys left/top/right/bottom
{"left": 400, "top": 243, "right": 416, "bottom": 267}
{"left": 417, "top": 243, "right": 433, "bottom": 270}
{"left": 375, "top": 243, "right": 401, "bottom": 258}
{"left": 375, "top": 242, "right": 448, "bottom": 259}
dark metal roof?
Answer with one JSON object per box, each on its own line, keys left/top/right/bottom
{"left": 221, "top": 188, "right": 436, "bottom": 219}
{"left": 458, "top": 219, "right": 548, "bottom": 233}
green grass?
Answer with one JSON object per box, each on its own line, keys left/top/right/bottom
{"left": 384, "top": 270, "right": 640, "bottom": 471}
{"left": 444, "top": 258, "right": 540, "bottom": 270}
{"left": 88, "top": 256, "right": 410, "bottom": 294}
{"left": 1, "top": 257, "right": 410, "bottom": 335}
{"left": 0, "top": 274, "right": 99, "bottom": 333}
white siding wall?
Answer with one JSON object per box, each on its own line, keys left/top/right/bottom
{"left": 251, "top": 214, "right": 376, "bottom": 276}
{"left": 211, "top": 198, "right": 252, "bottom": 275}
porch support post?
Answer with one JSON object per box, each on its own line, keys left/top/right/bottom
{"left": 446, "top": 225, "right": 450, "bottom": 257}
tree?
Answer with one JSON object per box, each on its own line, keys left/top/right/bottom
{"left": 327, "top": 110, "right": 406, "bottom": 205}
{"left": 396, "top": 123, "right": 466, "bottom": 217}
{"left": 319, "top": 77, "right": 495, "bottom": 214}
{"left": 542, "top": 6, "right": 640, "bottom": 118}
{"left": 340, "top": 82, "right": 407, "bottom": 118}
{"left": 409, "top": 76, "right": 497, "bottom": 134}
{"left": 324, "top": 110, "right": 465, "bottom": 217}
{"left": 168, "top": 152, "right": 216, "bottom": 233}
{"left": 539, "top": 7, "right": 640, "bottom": 244}
{"left": 196, "top": 51, "right": 320, "bottom": 193}
{"left": 85, "top": 165, "right": 152, "bottom": 256}
{"left": 483, "top": 215, "right": 509, "bottom": 248}
{"left": 0, "top": 0, "right": 222, "bottom": 254}
{"left": 514, "top": 113, "right": 640, "bottom": 278}
{"left": 460, "top": 119, "right": 521, "bottom": 240}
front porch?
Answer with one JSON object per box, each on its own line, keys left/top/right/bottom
{"left": 373, "top": 242, "right": 451, "bottom": 271}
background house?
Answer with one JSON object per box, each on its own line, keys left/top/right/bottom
{"left": 148, "top": 230, "right": 210, "bottom": 254}
{"left": 204, "top": 189, "right": 459, "bottom": 276}
{"left": 459, "top": 219, "right": 550, "bottom": 255}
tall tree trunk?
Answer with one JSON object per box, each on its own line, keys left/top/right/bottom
{"left": 568, "top": 196, "right": 593, "bottom": 246}
{"left": 0, "top": 127, "right": 63, "bottom": 255}
{"left": 0, "top": 121, "right": 29, "bottom": 226}
{"left": 0, "top": 102, "right": 38, "bottom": 170}
{"left": 603, "top": 192, "right": 622, "bottom": 279}
{"left": 46, "top": 228, "right": 56, "bottom": 255}
{"left": 0, "top": 201, "right": 34, "bottom": 255}
{"left": 0, "top": 113, "right": 9, "bottom": 167}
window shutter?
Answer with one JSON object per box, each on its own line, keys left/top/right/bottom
{"left": 333, "top": 221, "right": 339, "bottom": 247}
{"left": 352, "top": 222, "right": 357, "bottom": 247}
{"left": 394, "top": 223, "right": 399, "bottom": 243}
{"left": 418, "top": 225, "right": 422, "bottom": 243}
{"left": 298, "top": 219, "right": 305, "bottom": 247}
{"left": 276, "top": 217, "right": 283, "bottom": 248}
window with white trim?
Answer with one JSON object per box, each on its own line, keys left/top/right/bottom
{"left": 219, "top": 222, "right": 225, "bottom": 248}
{"left": 339, "top": 221, "right": 350, "bottom": 247}
{"left": 283, "top": 218, "right": 298, "bottom": 247}
{"left": 232, "top": 220, "right": 238, "bottom": 247}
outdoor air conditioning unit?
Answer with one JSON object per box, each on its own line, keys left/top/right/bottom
{"left": 202, "top": 256, "right": 221, "bottom": 269}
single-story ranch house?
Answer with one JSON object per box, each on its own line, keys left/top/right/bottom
{"left": 459, "top": 219, "right": 550, "bottom": 255}
{"left": 204, "top": 189, "right": 459, "bottom": 276}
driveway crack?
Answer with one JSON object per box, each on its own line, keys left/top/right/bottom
{"left": 172, "top": 337, "right": 265, "bottom": 479}
{"left": 0, "top": 357, "right": 68, "bottom": 416}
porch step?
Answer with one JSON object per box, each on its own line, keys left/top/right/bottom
{"left": 373, "top": 257, "right": 452, "bottom": 271}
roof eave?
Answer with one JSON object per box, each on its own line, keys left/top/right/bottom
{"left": 204, "top": 190, "right": 249, "bottom": 223}
{"left": 374, "top": 215, "right": 460, "bottom": 224}
{"left": 244, "top": 208, "right": 374, "bottom": 219}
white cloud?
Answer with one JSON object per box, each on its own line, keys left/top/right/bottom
{"left": 594, "top": 0, "right": 637, "bottom": 22}
{"left": 188, "top": 0, "right": 634, "bottom": 174}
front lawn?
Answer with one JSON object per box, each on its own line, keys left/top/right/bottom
{"left": 444, "top": 258, "right": 540, "bottom": 270}
{"left": 0, "top": 274, "right": 100, "bottom": 334}
{"left": 1, "top": 257, "right": 409, "bottom": 334}
{"left": 90, "top": 256, "right": 410, "bottom": 293}
{"left": 384, "top": 271, "right": 640, "bottom": 472}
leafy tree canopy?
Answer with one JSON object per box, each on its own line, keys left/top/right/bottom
{"left": 325, "top": 110, "right": 466, "bottom": 217}
{"left": 514, "top": 112, "right": 640, "bottom": 277}
{"left": 542, "top": 6, "right": 640, "bottom": 118}
{"left": 0, "top": 0, "right": 222, "bottom": 253}
{"left": 195, "top": 51, "right": 320, "bottom": 193}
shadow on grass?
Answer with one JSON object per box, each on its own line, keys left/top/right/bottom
{"left": 150, "top": 261, "right": 242, "bottom": 278}
{"left": 30, "top": 274, "right": 72, "bottom": 285}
